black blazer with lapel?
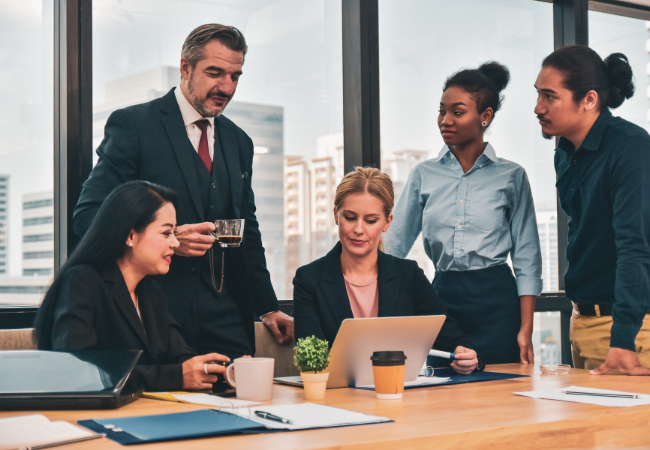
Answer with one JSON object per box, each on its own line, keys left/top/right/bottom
{"left": 293, "top": 243, "right": 471, "bottom": 352}
{"left": 71, "top": 89, "right": 279, "bottom": 352}
{"left": 48, "top": 263, "right": 196, "bottom": 392}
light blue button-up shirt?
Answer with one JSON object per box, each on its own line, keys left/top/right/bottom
{"left": 384, "top": 144, "right": 543, "bottom": 296}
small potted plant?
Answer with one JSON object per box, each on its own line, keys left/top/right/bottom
{"left": 294, "top": 335, "right": 331, "bottom": 401}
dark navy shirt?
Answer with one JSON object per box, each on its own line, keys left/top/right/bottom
{"left": 555, "top": 108, "right": 650, "bottom": 351}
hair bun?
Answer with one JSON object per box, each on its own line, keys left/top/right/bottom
{"left": 478, "top": 62, "right": 510, "bottom": 93}
{"left": 604, "top": 52, "right": 635, "bottom": 108}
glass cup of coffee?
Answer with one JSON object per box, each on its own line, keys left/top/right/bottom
{"left": 210, "top": 219, "right": 245, "bottom": 247}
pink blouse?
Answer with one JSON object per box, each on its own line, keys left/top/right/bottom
{"left": 344, "top": 276, "right": 379, "bottom": 319}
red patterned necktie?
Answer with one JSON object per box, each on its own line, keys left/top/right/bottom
{"left": 194, "top": 119, "right": 212, "bottom": 175}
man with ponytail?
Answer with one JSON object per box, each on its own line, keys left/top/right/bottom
{"left": 535, "top": 45, "right": 650, "bottom": 375}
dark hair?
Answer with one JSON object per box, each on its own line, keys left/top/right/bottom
{"left": 32, "top": 181, "right": 177, "bottom": 349}
{"left": 443, "top": 62, "right": 511, "bottom": 119}
{"left": 182, "top": 24, "right": 248, "bottom": 67}
{"left": 542, "top": 45, "right": 635, "bottom": 109}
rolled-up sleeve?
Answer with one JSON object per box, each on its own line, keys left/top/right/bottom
{"left": 508, "top": 169, "right": 543, "bottom": 296}
{"left": 384, "top": 167, "right": 424, "bottom": 258}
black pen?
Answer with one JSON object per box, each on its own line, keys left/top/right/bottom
{"left": 255, "top": 411, "right": 294, "bottom": 425}
{"left": 561, "top": 390, "right": 641, "bottom": 399}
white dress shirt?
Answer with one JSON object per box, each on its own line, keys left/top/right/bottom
{"left": 174, "top": 86, "right": 215, "bottom": 160}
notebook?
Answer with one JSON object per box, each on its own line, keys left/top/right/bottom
{"left": 0, "top": 414, "right": 101, "bottom": 450}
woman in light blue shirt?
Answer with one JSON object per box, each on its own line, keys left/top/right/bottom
{"left": 385, "top": 62, "right": 543, "bottom": 365}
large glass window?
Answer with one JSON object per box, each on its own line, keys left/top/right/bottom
{"left": 589, "top": 11, "right": 650, "bottom": 132}
{"left": 93, "top": 0, "right": 343, "bottom": 298}
{"left": 0, "top": 1, "right": 54, "bottom": 306}
{"left": 378, "top": 0, "right": 557, "bottom": 290}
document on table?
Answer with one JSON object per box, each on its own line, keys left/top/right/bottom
{"left": 356, "top": 376, "right": 451, "bottom": 389}
{"left": 171, "top": 393, "right": 262, "bottom": 408}
{"left": 514, "top": 385, "right": 650, "bottom": 407}
{"left": 0, "top": 414, "right": 100, "bottom": 450}
{"left": 226, "top": 403, "right": 392, "bottom": 430}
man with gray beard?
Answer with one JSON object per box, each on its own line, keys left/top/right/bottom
{"left": 73, "top": 25, "right": 293, "bottom": 375}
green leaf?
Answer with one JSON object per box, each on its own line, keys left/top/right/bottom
{"left": 293, "top": 335, "right": 331, "bottom": 373}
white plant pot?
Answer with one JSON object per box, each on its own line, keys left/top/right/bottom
{"left": 300, "top": 371, "right": 329, "bottom": 401}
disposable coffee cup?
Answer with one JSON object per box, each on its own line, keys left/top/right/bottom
{"left": 371, "top": 351, "right": 407, "bottom": 400}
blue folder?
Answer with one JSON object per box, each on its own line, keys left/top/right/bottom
{"left": 78, "top": 409, "right": 262, "bottom": 445}
{"left": 428, "top": 368, "right": 529, "bottom": 384}
{"left": 355, "top": 369, "right": 529, "bottom": 391}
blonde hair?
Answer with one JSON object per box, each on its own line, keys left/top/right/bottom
{"left": 334, "top": 166, "right": 394, "bottom": 252}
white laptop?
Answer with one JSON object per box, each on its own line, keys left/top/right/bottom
{"left": 276, "top": 315, "right": 445, "bottom": 389}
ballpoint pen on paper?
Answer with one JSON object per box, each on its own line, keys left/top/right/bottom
{"left": 428, "top": 349, "right": 457, "bottom": 360}
{"left": 561, "top": 391, "right": 642, "bottom": 399}
{"left": 254, "top": 411, "right": 295, "bottom": 425}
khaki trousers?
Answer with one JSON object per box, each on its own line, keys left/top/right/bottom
{"left": 570, "top": 311, "right": 650, "bottom": 370}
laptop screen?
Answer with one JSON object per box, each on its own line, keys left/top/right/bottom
{"left": 0, "top": 350, "right": 140, "bottom": 394}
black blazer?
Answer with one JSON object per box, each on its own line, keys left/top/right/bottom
{"left": 48, "top": 263, "right": 197, "bottom": 391}
{"left": 293, "top": 243, "right": 471, "bottom": 352}
{"left": 71, "top": 89, "right": 279, "bottom": 351}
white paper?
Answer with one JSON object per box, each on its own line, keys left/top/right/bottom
{"left": 356, "top": 376, "right": 450, "bottom": 389}
{"left": 172, "top": 393, "right": 262, "bottom": 408}
{"left": 514, "top": 385, "right": 650, "bottom": 407}
{"left": 227, "top": 403, "right": 390, "bottom": 430}
{"left": 0, "top": 414, "right": 93, "bottom": 450}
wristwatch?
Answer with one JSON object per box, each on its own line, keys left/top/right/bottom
{"left": 476, "top": 354, "right": 485, "bottom": 372}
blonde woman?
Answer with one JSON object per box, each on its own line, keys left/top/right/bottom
{"left": 292, "top": 167, "right": 480, "bottom": 374}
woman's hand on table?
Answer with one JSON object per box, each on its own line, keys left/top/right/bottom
{"left": 182, "top": 353, "right": 230, "bottom": 390}
{"left": 517, "top": 327, "right": 534, "bottom": 365}
{"left": 451, "top": 346, "right": 478, "bottom": 374}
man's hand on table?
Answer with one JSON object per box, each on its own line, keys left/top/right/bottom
{"left": 451, "top": 346, "right": 478, "bottom": 374}
{"left": 590, "top": 347, "right": 650, "bottom": 376}
{"left": 262, "top": 311, "right": 294, "bottom": 344}
{"left": 174, "top": 222, "right": 216, "bottom": 257}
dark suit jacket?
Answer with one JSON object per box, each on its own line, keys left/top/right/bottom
{"left": 293, "top": 243, "right": 472, "bottom": 352}
{"left": 72, "top": 88, "right": 279, "bottom": 352}
{"left": 49, "top": 263, "right": 197, "bottom": 391}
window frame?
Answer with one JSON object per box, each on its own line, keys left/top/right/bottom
{"left": 5, "top": 0, "right": 650, "bottom": 357}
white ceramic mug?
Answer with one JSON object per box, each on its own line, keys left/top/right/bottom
{"left": 226, "top": 357, "right": 275, "bottom": 401}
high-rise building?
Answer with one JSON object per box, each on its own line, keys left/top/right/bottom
{"left": 224, "top": 101, "right": 286, "bottom": 297}
{"left": 382, "top": 149, "right": 430, "bottom": 200}
{"left": 282, "top": 134, "right": 344, "bottom": 295}
{"left": 536, "top": 210, "right": 559, "bottom": 292}
{"left": 382, "top": 149, "right": 435, "bottom": 280}
{"left": 0, "top": 175, "right": 8, "bottom": 276}
{"left": 22, "top": 190, "right": 54, "bottom": 277}
{"left": 93, "top": 66, "right": 287, "bottom": 296}
{"left": 284, "top": 156, "right": 310, "bottom": 294}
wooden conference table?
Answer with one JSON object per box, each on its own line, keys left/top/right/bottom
{"left": 2, "top": 364, "right": 650, "bottom": 449}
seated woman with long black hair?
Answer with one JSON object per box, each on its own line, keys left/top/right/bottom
{"left": 293, "top": 167, "right": 481, "bottom": 374}
{"left": 33, "top": 181, "right": 229, "bottom": 391}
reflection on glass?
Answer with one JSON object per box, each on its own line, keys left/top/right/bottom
{"left": 0, "top": 1, "right": 54, "bottom": 306}
{"left": 378, "top": 0, "right": 557, "bottom": 290}
{"left": 93, "top": 1, "right": 343, "bottom": 298}
{"left": 532, "top": 312, "right": 562, "bottom": 365}
{"left": 589, "top": 11, "right": 650, "bottom": 132}
{"left": 0, "top": 350, "right": 138, "bottom": 393}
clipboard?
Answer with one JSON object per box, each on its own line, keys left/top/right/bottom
{"left": 78, "top": 409, "right": 261, "bottom": 445}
